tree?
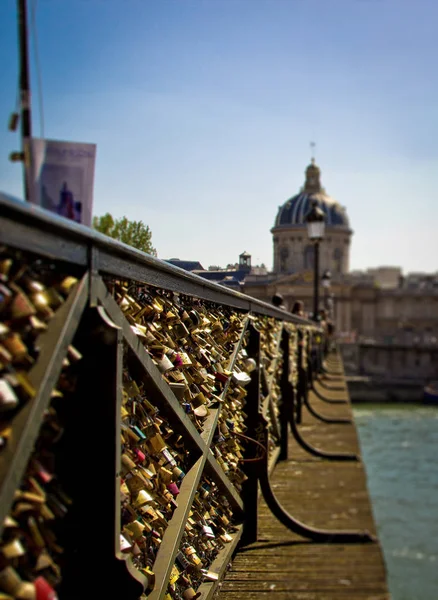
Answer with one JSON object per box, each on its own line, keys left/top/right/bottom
{"left": 93, "top": 213, "right": 157, "bottom": 256}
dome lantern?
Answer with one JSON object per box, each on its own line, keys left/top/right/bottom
{"left": 304, "top": 159, "right": 322, "bottom": 193}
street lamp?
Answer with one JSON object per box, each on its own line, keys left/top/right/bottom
{"left": 305, "top": 200, "right": 326, "bottom": 321}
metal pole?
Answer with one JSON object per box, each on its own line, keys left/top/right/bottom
{"left": 313, "top": 241, "right": 319, "bottom": 321}
{"left": 17, "top": 0, "right": 32, "bottom": 202}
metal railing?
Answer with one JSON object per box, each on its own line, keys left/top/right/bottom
{"left": 0, "top": 192, "right": 372, "bottom": 600}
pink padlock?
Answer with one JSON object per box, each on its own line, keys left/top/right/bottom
{"left": 174, "top": 354, "right": 183, "bottom": 367}
{"left": 167, "top": 482, "right": 180, "bottom": 496}
{"left": 135, "top": 448, "right": 146, "bottom": 462}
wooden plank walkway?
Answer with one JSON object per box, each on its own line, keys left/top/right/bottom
{"left": 218, "top": 358, "right": 390, "bottom": 600}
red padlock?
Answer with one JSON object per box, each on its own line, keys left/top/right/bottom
{"left": 35, "top": 576, "right": 58, "bottom": 600}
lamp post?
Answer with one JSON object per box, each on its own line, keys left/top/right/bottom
{"left": 305, "top": 200, "right": 326, "bottom": 321}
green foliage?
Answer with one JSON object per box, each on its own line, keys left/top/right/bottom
{"left": 92, "top": 213, "right": 157, "bottom": 256}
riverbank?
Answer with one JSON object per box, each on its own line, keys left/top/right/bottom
{"left": 347, "top": 376, "right": 425, "bottom": 403}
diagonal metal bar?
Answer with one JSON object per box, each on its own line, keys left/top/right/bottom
{"left": 0, "top": 273, "right": 89, "bottom": 534}
{"left": 147, "top": 457, "right": 204, "bottom": 600}
{"left": 140, "top": 321, "right": 249, "bottom": 600}
{"left": 195, "top": 524, "right": 243, "bottom": 600}
{"left": 96, "top": 278, "right": 244, "bottom": 514}
{"left": 97, "top": 283, "right": 246, "bottom": 599}
{"left": 261, "top": 367, "right": 281, "bottom": 443}
{"left": 261, "top": 324, "right": 284, "bottom": 417}
{"left": 261, "top": 324, "right": 284, "bottom": 442}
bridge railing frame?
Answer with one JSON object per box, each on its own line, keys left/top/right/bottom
{"left": 0, "top": 192, "right": 321, "bottom": 600}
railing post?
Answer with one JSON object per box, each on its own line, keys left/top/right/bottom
{"left": 240, "top": 323, "right": 261, "bottom": 547}
{"left": 307, "top": 332, "right": 315, "bottom": 388}
{"left": 279, "top": 328, "right": 290, "bottom": 460}
{"left": 296, "top": 331, "right": 306, "bottom": 425}
{"left": 57, "top": 306, "right": 145, "bottom": 599}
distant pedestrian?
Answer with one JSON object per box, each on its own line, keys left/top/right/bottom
{"left": 272, "top": 293, "right": 286, "bottom": 310}
{"left": 326, "top": 318, "right": 335, "bottom": 352}
{"left": 291, "top": 300, "right": 304, "bottom": 317}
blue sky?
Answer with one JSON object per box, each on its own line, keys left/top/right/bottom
{"left": 0, "top": 0, "right": 437, "bottom": 273}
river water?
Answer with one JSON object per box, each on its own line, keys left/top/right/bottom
{"left": 353, "top": 404, "right": 438, "bottom": 600}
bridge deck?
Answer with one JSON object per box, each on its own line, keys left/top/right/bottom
{"left": 218, "top": 368, "right": 390, "bottom": 600}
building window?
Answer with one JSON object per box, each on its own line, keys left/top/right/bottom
{"left": 280, "top": 246, "right": 289, "bottom": 273}
{"left": 333, "top": 248, "right": 343, "bottom": 273}
{"left": 304, "top": 245, "right": 314, "bottom": 270}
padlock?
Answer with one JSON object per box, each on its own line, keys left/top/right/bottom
{"left": 0, "top": 379, "right": 19, "bottom": 412}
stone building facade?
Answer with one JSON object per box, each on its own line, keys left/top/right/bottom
{"left": 168, "top": 157, "right": 438, "bottom": 348}
{"left": 166, "top": 158, "right": 438, "bottom": 381}
{"left": 243, "top": 159, "right": 438, "bottom": 345}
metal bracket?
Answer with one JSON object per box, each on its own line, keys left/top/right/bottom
{"left": 303, "top": 387, "right": 351, "bottom": 424}
{"left": 255, "top": 412, "right": 374, "bottom": 544}
{"left": 311, "top": 380, "right": 348, "bottom": 404}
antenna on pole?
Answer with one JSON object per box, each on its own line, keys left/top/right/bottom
{"left": 10, "top": 0, "right": 33, "bottom": 202}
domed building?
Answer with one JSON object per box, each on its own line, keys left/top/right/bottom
{"left": 243, "top": 157, "right": 355, "bottom": 333}
{"left": 243, "top": 156, "right": 438, "bottom": 367}
{"left": 168, "top": 155, "right": 438, "bottom": 376}
{"left": 272, "top": 159, "right": 352, "bottom": 276}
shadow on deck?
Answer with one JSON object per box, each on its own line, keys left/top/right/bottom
{"left": 218, "top": 360, "right": 390, "bottom": 600}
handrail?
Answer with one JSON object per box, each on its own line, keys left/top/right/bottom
{"left": 0, "top": 192, "right": 317, "bottom": 327}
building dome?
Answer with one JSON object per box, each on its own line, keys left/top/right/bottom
{"left": 274, "top": 160, "right": 350, "bottom": 230}
{"left": 271, "top": 158, "right": 353, "bottom": 276}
